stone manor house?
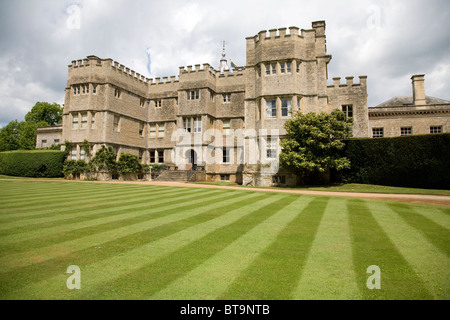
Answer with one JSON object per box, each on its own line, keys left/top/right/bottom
{"left": 37, "top": 21, "right": 450, "bottom": 186}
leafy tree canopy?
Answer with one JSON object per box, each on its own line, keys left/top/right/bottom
{"left": 25, "top": 102, "right": 63, "bottom": 126}
{"left": 279, "top": 110, "right": 353, "bottom": 173}
{"left": 0, "top": 102, "right": 62, "bottom": 152}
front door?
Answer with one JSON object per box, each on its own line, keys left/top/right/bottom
{"left": 190, "top": 150, "right": 197, "bottom": 171}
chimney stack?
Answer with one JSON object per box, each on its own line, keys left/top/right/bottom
{"left": 411, "top": 74, "right": 426, "bottom": 106}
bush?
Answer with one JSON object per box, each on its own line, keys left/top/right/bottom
{"left": 343, "top": 133, "right": 450, "bottom": 189}
{"left": 116, "top": 153, "right": 143, "bottom": 174}
{"left": 62, "top": 160, "right": 89, "bottom": 177}
{"left": 0, "top": 150, "right": 66, "bottom": 178}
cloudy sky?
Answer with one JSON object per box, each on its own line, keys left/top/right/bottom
{"left": 0, "top": 0, "right": 449, "bottom": 127}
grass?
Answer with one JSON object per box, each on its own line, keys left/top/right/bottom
{"left": 192, "top": 181, "right": 450, "bottom": 196}
{"left": 0, "top": 179, "right": 448, "bottom": 300}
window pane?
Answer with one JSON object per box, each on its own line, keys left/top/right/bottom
{"left": 281, "top": 99, "right": 292, "bottom": 117}
{"left": 158, "top": 123, "right": 165, "bottom": 137}
{"left": 266, "top": 100, "right": 276, "bottom": 118}
{"left": 372, "top": 128, "right": 384, "bottom": 138}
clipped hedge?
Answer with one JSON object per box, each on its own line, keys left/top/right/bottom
{"left": 343, "top": 133, "right": 450, "bottom": 189}
{"left": 0, "top": 150, "right": 66, "bottom": 178}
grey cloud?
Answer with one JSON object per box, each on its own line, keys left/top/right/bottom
{"left": 0, "top": 0, "right": 449, "bottom": 126}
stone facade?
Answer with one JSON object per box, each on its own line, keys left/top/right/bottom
{"left": 60, "top": 21, "right": 371, "bottom": 186}
{"left": 368, "top": 75, "right": 450, "bottom": 138}
{"left": 39, "top": 20, "right": 449, "bottom": 186}
{"left": 36, "top": 125, "right": 63, "bottom": 149}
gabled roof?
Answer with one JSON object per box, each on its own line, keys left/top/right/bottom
{"left": 372, "top": 96, "right": 450, "bottom": 108}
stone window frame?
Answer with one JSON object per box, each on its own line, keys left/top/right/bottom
{"left": 149, "top": 150, "right": 156, "bottom": 163}
{"left": 372, "top": 127, "right": 384, "bottom": 138}
{"left": 158, "top": 123, "right": 166, "bottom": 137}
{"left": 139, "top": 122, "right": 145, "bottom": 136}
{"left": 400, "top": 127, "right": 413, "bottom": 136}
{"left": 71, "top": 149, "right": 77, "bottom": 160}
{"left": 342, "top": 105, "right": 353, "bottom": 120}
{"left": 222, "top": 147, "right": 231, "bottom": 164}
{"left": 80, "top": 112, "right": 88, "bottom": 129}
{"left": 72, "top": 113, "right": 79, "bottom": 129}
{"left": 223, "top": 94, "right": 231, "bottom": 103}
{"left": 430, "top": 126, "right": 442, "bottom": 134}
{"left": 187, "top": 90, "right": 200, "bottom": 101}
{"left": 281, "top": 98, "right": 292, "bottom": 117}
{"left": 193, "top": 117, "right": 202, "bottom": 133}
{"left": 114, "top": 87, "right": 122, "bottom": 99}
{"left": 154, "top": 99, "right": 162, "bottom": 108}
{"left": 158, "top": 150, "right": 164, "bottom": 163}
{"left": 91, "top": 112, "right": 96, "bottom": 129}
{"left": 266, "top": 137, "right": 278, "bottom": 159}
{"left": 149, "top": 123, "right": 157, "bottom": 137}
{"left": 183, "top": 117, "right": 192, "bottom": 133}
{"left": 266, "top": 100, "right": 277, "bottom": 118}
{"left": 221, "top": 174, "right": 230, "bottom": 181}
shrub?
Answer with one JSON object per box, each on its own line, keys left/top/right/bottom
{"left": 343, "top": 133, "right": 450, "bottom": 189}
{"left": 116, "top": 153, "right": 143, "bottom": 174}
{"left": 0, "top": 150, "right": 66, "bottom": 178}
{"left": 62, "top": 160, "right": 89, "bottom": 177}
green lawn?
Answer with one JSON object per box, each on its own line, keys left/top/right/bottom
{"left": 0, "top": 179, "right": 448, "bottom": 300}
{"left": 192, "top": 181, "right": 450, "bottom": 196}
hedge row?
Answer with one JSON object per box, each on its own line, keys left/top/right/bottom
{"left": 0, "top": 150, "right": 66, "bottom": 178}
{"left": 343, "top": 133, "right": 450, "bottom": 189}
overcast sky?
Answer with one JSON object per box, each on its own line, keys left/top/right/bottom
{"left": 0, "top": 0, "right": 449, "bottom": 127}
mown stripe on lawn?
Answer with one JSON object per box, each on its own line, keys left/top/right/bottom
{"left": 218, "top": 197, "right": 328, "bottom": 300}
{"left": 347, "top": 199, "right": 434, "bottom": 299}
{"left": 5, "top": 193, "right": 283, "bottom": 299}
{"left": 0, "top": 188, "right": 238, "bottom": 273}
{"left": 0, "top": 185, "right": 187, "bottom": 221}
{"left": 150, "top": 195, "right": 314, "bottom": 300}
{"left": 79, "top": 194, "right": 298, "bottom": 300}
{"left": 1, "top": 190, "right": 262, "bottom": 298}
{"left": 293, "top": 197, "right": 360, "bottom": 300}
{"left": 0, "top": 188, "right": 216, "bottom": 246}
{"left": 369, "top": 201, "right": 450, "bottom": 300}
{"left": 0, "top": 181, "right": 139, "bottom": 207}
{"left": 0, "top": 187, "right": 206, "bottom": 234}
{"left": 0, "top": 189, "right": 223, "bottom": 256}
{"left": 387, "top": 202, "right": 450, "bottom": 258}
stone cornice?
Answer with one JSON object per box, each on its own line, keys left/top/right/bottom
{"left": 368, "top": 104, "right": 450, "bottom": 118}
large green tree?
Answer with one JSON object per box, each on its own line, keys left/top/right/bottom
{"left": 279, "top": 110, "right": 353, "bottom": 174}
{"left": 0, "top": 102, "right": 62, "bottom": 152}
{"left": 25, "top": 102, "right": 63, "bottom": 126}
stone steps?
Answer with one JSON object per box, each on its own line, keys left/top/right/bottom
{"left": 154, "top": 170, "right": 192, "bottom": 182}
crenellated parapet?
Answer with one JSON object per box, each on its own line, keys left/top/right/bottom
{"left": 68, "top": 56, "right": 149, "bottom": 97}
{"left": 329, "top": 76, "right": 368, "bottom": 88}
{"left": 246, "top": 21, "right": 329, "bottom": 66}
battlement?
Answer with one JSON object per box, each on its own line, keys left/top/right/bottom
{"left": 247, "top": 21, "right": 326, "bottom": 45}
{"left": 69, "top": 55, "right": 152, "bottom": 85}
{"left": 329, "top": 76, "right": 368, "bottom": 88}
{"left": 178, "top": 63, "right": 244, "bottom": 80}
{"left": 179, "top": 63, "right": 216, "bottom": 76}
